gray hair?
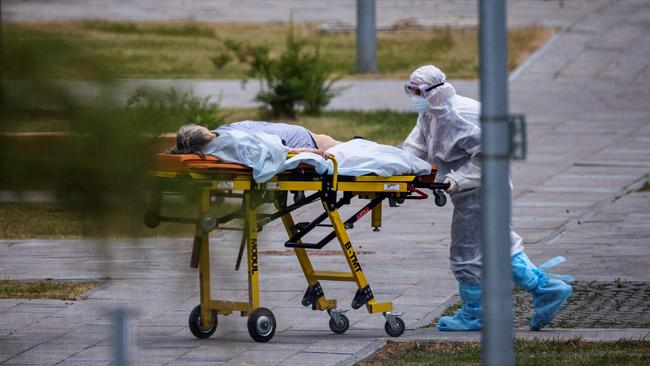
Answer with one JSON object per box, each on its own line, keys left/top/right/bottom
{"left": 170, "top": 124, "right": 213, "bottom": 154}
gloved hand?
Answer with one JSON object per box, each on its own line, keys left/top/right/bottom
{"left": 443, "top": 177, "right": 458, "bottom": 194}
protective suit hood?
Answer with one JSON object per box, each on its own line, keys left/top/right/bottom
{"left": 409, "top": 65, "right": 456, "bottom": 115}
{"left": 410, "top": 65, "right": 446, "bottom": 86}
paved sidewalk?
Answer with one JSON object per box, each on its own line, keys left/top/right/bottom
{"left": 1, "top": 0, "right": 650, "bottom": 365}
{"left": 2, "top": 0, "right": 612, "bottom": 28}
{"left": 87, "top": 78, "right": 479, "bottom": 112}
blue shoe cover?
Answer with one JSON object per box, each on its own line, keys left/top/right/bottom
{"left": 437, "top": 283, "right": 481, "bottom": 331}
{"left": 512, "top": 252, "right": 574, "bottom": 331}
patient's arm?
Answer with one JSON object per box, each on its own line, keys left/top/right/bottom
{"left": 288, "top": 147, "right": 328, "bottom": 158}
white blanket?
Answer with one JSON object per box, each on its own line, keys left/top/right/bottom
{"left": 203, "top": 130, "right": 431, "bottom": 183}
{"left": 324, "top": 139, "right": 432, "bottom": 177}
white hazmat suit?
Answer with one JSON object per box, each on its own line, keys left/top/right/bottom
{"left": 402, "top": 65, "right": 524, "bottom": 284}
{"left": 402, "top": 65, "right": 572, "bottom": 332}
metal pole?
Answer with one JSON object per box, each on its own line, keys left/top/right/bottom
{"left": 112, "top": 308, "right": 131, "bottom": 366}
{"left": 479, "top": 0, "right": 515, "bottom": 365}
{"left": 356, "top": 0, "right": 377, "bottom": 73}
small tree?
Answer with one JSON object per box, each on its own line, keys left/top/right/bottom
{"left": 213, "top": 25, "right": 340, "bottom": 119}
{"left": 124, "top": 87, "right": 226, "bottom": 132}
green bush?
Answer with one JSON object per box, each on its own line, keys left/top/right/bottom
{"left": 213, "top": 25, "right": 340, "bottom": 119}
{"left": 124, "top": 87, "right": 226, "bottom": 131}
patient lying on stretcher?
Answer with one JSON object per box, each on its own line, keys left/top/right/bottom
{"left": 171, "top": 122, "right": 337, "bottom": 158}
{"left": 171, "top": 121, "right": 432, "bottom": 182}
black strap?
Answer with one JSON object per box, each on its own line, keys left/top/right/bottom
{"left": 425, "top": 82, "right": 445, "bottom": 91}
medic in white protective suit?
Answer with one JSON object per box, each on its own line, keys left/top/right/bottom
{"left": 402, "top": 65, "right": 574, "bottom": 331}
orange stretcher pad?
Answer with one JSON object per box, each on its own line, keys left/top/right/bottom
{"left": 144, "top": 152, "right": 447, "bottom": 342}
{"left": 152, "top": 153, "right": 252, "bottom": 173}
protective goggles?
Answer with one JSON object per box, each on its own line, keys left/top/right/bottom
{"left": 403, "top": 81, "right": 445, "bottom": 97}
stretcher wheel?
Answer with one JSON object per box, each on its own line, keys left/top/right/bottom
{"left": 328, "top": 314, "right": 350, "bottom": 334}
{"left": 143, "top": 208, "right": 160, "bottom": 229}
{"left": 188, "top": 305, "right": 218, "bottom": 339}
{"left": 384, "top": 317, "right": 405, "bottom": 337}
{"left": 200, "top": 213, "right": 217, "bottom": 233}
{"left": 434, "top": 191, "right": 447, "bottom": 207}
{"left": 247, "top": 307, "right": 276, "bottom": 343}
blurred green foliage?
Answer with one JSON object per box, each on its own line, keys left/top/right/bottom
{"left": 125, "top": 87, "right": 227, "bottom": 130}
{"left": 0, "top": 35, "right": 164, "bottom": 223}
{"left": 214, "top": 24, "right": 340, "bottom": 119}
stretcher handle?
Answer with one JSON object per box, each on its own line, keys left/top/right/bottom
{"left": 430, "top": 182, "right": 450, "bottom": 190}
{"left": 326, "top": 154, "right": 338, "bottom": 189}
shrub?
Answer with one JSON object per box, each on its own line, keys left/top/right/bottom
{"left": 213, "top": 25, "right": 340, "bottom": 119}
{"left": 124, "top": 87, "right": 226, "bottom": 132}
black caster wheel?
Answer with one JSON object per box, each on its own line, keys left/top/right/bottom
{"left": 384, "top": 317, "right": 405, "bottom": 337}
{"left": 328, "top": 314, "right": 350, "bottom": 334}
{"left": 434, "top": 191, "right": 447, "bottom": 207}
{"left": 143, "top": 208, "right": 160, "bottom": 229}
{"left": 200, "top": 213, "right": 217, "bottom": 233}
{"left": 247, "top": 307, "right": 276, "bottom": 343}
{"left": 301, "top": 297, "right": 311, "bottom": 307}
{"left": 188, "top": 305, "right": 218, "bottom": 339}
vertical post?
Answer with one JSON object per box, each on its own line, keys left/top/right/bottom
{"left": 111, "top": 308, "right": 131, "bottom": 366}
{"left": 356, "top": 0, "right": 377, "bottom": 74}
{"left": 479, "top": 0, "right": 515, "bottom": 365}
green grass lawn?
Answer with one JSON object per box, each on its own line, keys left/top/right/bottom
{"left": 0, "top": 279, "right": 96, "bottom": 300}
{"left": 2, "top": 108, "right": 417, "bottom": 145}
{"left": 1, "top": 21, "right": 553, "bottom": 80}
{"left": 359, "top": 339, "right": 650, "bottom": 366}
{"left": 0, "top": 202, "right": 196, "bottom": 239}
{"left": 0, "top": 197, "right": 252, "bottom": 239}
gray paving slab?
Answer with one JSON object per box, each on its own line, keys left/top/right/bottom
{"left": 2, "top": 343, "right": 81, "bottom": 365}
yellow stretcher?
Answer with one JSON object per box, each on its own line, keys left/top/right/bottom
{"left": 144, "top": 153, "right": 448, "bottom": 342}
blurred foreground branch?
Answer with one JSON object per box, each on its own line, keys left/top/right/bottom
{"left": 0, "top": 35, "right": 170, "bottom": 226}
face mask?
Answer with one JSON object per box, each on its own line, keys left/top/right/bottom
{"left": 411, "top": 96, "right": 429, "bottom": 113}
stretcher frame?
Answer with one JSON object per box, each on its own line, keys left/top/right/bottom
{"left": 144, "top": 153, "right": 447, "bottom": 342}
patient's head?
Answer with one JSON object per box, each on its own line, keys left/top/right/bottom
{"left": 171, "top": 124, "right": 217, "bottom": 154}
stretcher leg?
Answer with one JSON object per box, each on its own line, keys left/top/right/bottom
{"left": 143, "top": 188, "right": 162, "bottom": 228}
{"left": 198, "top": 189, "right": 213, "bottom": 328}
{"left": 325, "top": 202, "right": 405, "bottom": 336}
{"left": 244, "top": 191, "right": 260, "bottom": 310}
{"left": 187, "top": 188, "right": 219, "bottom": 339}
{"left": 371, "top": 202, "right": 382, "bottom": 231}
{"left": 277, "top": 209, "right": 337, "bottom": 311}
{"left": 198, "top": 232, "right": 213, "bottom": 326}
{"left": 323, "top": 201, "right": 393, "bottom": 311}
{"left": 243, "top": 190, "right": 277, "bottom": 342}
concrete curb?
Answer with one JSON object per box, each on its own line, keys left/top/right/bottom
{"left": 508, "top": 30, "right": 562, "bottom": 82}
{"left": 408, "top": 294, "right": 460, "bottom": 330}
